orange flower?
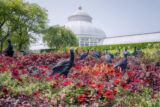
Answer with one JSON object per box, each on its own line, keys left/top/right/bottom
{"left": 77, "top": 94, "right": 85, "bottom": 102}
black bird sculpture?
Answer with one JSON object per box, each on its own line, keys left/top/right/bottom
{"left": 2, "top": 39, "right": 14, "bottom": 57}
{"left": 79, "top": 49, "right": 89, "bottom": 60}
{"left": 136, "top": 48, "right": 142, "bottom": 54}
{"left": 131, "top": 46, "right": 138, "bottom": 57}
{"left": 51, "top": 48, "right": 74, "bottom": 77}
{"left": 106, "top": 48, "right": 114, "bottom": 58}
{"left": 124, "top": 48, "right": 130, "bottom": 56}
{"left": 105, "top": 51, "right": 113, "bottom": 63}
{"left": 92, "top": 49, "right": 101, "bottom": 58}
{"left": 114, "top": 52, "right": 129, "bottom": 75}
{"left": 114, "top": 49, "right": 121, "bottom": 56}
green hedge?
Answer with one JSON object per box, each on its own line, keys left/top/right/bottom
{"left": 40, "top": 41, "right": 160, "bottom": 52}
{"left": 78, "top": 41, "right": 160, "bottom": 51}
{"left": 40, "top": 48, "right": 56, "bottom": 53}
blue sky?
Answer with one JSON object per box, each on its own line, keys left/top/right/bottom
{"left": 25, "top": 0, "right": 160, "bottom": 37}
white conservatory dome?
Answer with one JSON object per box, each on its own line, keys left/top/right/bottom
{"left": 65, "top": 6, "right": 106, "bottom": 46}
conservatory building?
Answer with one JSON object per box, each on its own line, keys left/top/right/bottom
{"left": 65, "top": 7, "right": 106, "bottom": 46}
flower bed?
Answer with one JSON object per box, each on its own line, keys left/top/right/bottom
{"left": 0, "top": 51, "right": 160, "bottom": 106}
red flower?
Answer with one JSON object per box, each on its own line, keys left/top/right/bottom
{"left": 32, "top": 73, "right": 39, "bottom": 78}
{"left": 96, "top": 83, "right": 104, "bottom": 89}
{"left": 115, "top": 72, "right": 121, "bottom": 77}
{"left": 1, "top": 86, "right": 8, "bottom": 94}
{"left": 0, "top": 67, "right": 7, "bottom": 72}
{"left": 134, "top": 78, "right": 140, "bottom": 82}
{"left": 92, "top": 71, "right": 100, "bottom": 76}
{"left": 63, "top": 80, "right": 72, "bottom": 86}
{"left": 121, "top": 82, "right": 128, "bottom": 89}
{"left": 127, "top": 72, "right": 134, "bottom": 77}
{"left": 75, "top": 66, "right": 81, "bottom": 70}
{"left": 76, "top": 82, "right": 82, "bottom": 87}
{"left": 18, "top": 65, "right": 24, "bottom": 69}
{"left": 41, "top": 71, "right": 46, "bottom": 74}
{"left": 12, "top": 69, "right": 19, "bottom": 77}
{"left": 45, "top": 76, "right": 52, "bottom": 81}
{"left": 104, "top": 90, "right": 114, "bottom": 99}
{"left": 108, "top": 70, "right": 114, "bottom": 74}
{"left": 55, "top": 73, "right": 61, "bottom": 77}
{"left": 113, "top": 80, "right": 120, "bottom": 85}
{"left": 114, "top": 68, "right": 119, "bottom": 73}
{"left": 97, "top": 89, "right": 101, "bottom": 96}
{"left": 39, "top": 65, "right": 48, "bottom": 69}
{"left": 14, "top": 76, "right": 22, "bottom": 82}
{"left": 112, "top": 89, "right": 117, "bottom": 94}
{"left": 77, "top": 94, "right": 85, "bottom": 102}
{"left": 83, "top": 90, "right": 91, "bottom": 96}
{"left": 22, "top": 70, "right": 27, "bottom": 74}
{"left": 32, "top": 91, "right": 40, "bottom": 96}
{"left": 52, "top": 83, "right": 58, "bottom": 88}
{"left": 87, "top": 80, "right": 94, "bottom": 85}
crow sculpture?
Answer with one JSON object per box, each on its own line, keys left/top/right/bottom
{"left": 51, "top": 48, "right": 74, "bottom": 77}
{"left": 136, "top": 48, "right": 142, "bottom": 54}
{"left": 106, "top": 48, "right": 114, "bottom": 58}
{"left": 114, "top": 52, "right": 129, "bottom": 75}
{"left": 131, "top": 46, "right": 138, "bottom": 57}
{"left": 114, "top": 49, "right": 121, "bottom": 56}
{"left": 105, "top": 51, "right": 113, "bottom": 63}
{"left": 79, "top": 49, "right": 89, "bottom": 60}
{"left": 2, "top": 39, "right": 14, "bottom": 57}
{"left": 92, "top": 49, "right": 101, "bottom": 58}
{"left": 124, "top": 48, "right": 130, "bottom": 56}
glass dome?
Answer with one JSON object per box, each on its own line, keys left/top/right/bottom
{"left": 65, "top": 7, "right": 106, "bottom": 46}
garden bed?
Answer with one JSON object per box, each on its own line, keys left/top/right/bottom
{"left": 0, "top": 49, "right": 160, "bottom": 106}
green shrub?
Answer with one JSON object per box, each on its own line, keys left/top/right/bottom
{"left": 80, "top": 41, "right": 160, "bottom": 51}
{"left": 40, "top": 48, "right": 56, "bottom": 53}
{"left": 40, "top": 41, "right": 160, "bottom": 53}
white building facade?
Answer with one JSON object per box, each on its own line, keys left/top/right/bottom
{"left": 100, "top": 32, "right": 160, "bottom": 45}
{"left": 65, "top": 7, "right": 106, "bottom": 46}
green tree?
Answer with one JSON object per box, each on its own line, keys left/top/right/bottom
{"left": 0, "top": 0, "right": 48, "bottom": 51}
{"left": 43, "top": 25, "right": 78, "bottom": 49}
{"left": 0, "top": 0, "right": 20, "bottom": 51}
{"left": 13, "top": 2, "right": 48, "bottom": 51}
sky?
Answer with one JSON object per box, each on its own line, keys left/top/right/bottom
{"left": 25, "top": 0, "right": 160, "bottom": 37}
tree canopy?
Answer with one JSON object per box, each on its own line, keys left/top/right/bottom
{"left": 0, "top": 0, "right": 48, "bottom": 51}
{"left": 43, "top": 25, "right": 78, "bottom": 49}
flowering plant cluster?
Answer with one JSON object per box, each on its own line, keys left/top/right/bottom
{"left": 0, "top": 51, "right": 160, "bottom": 106}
